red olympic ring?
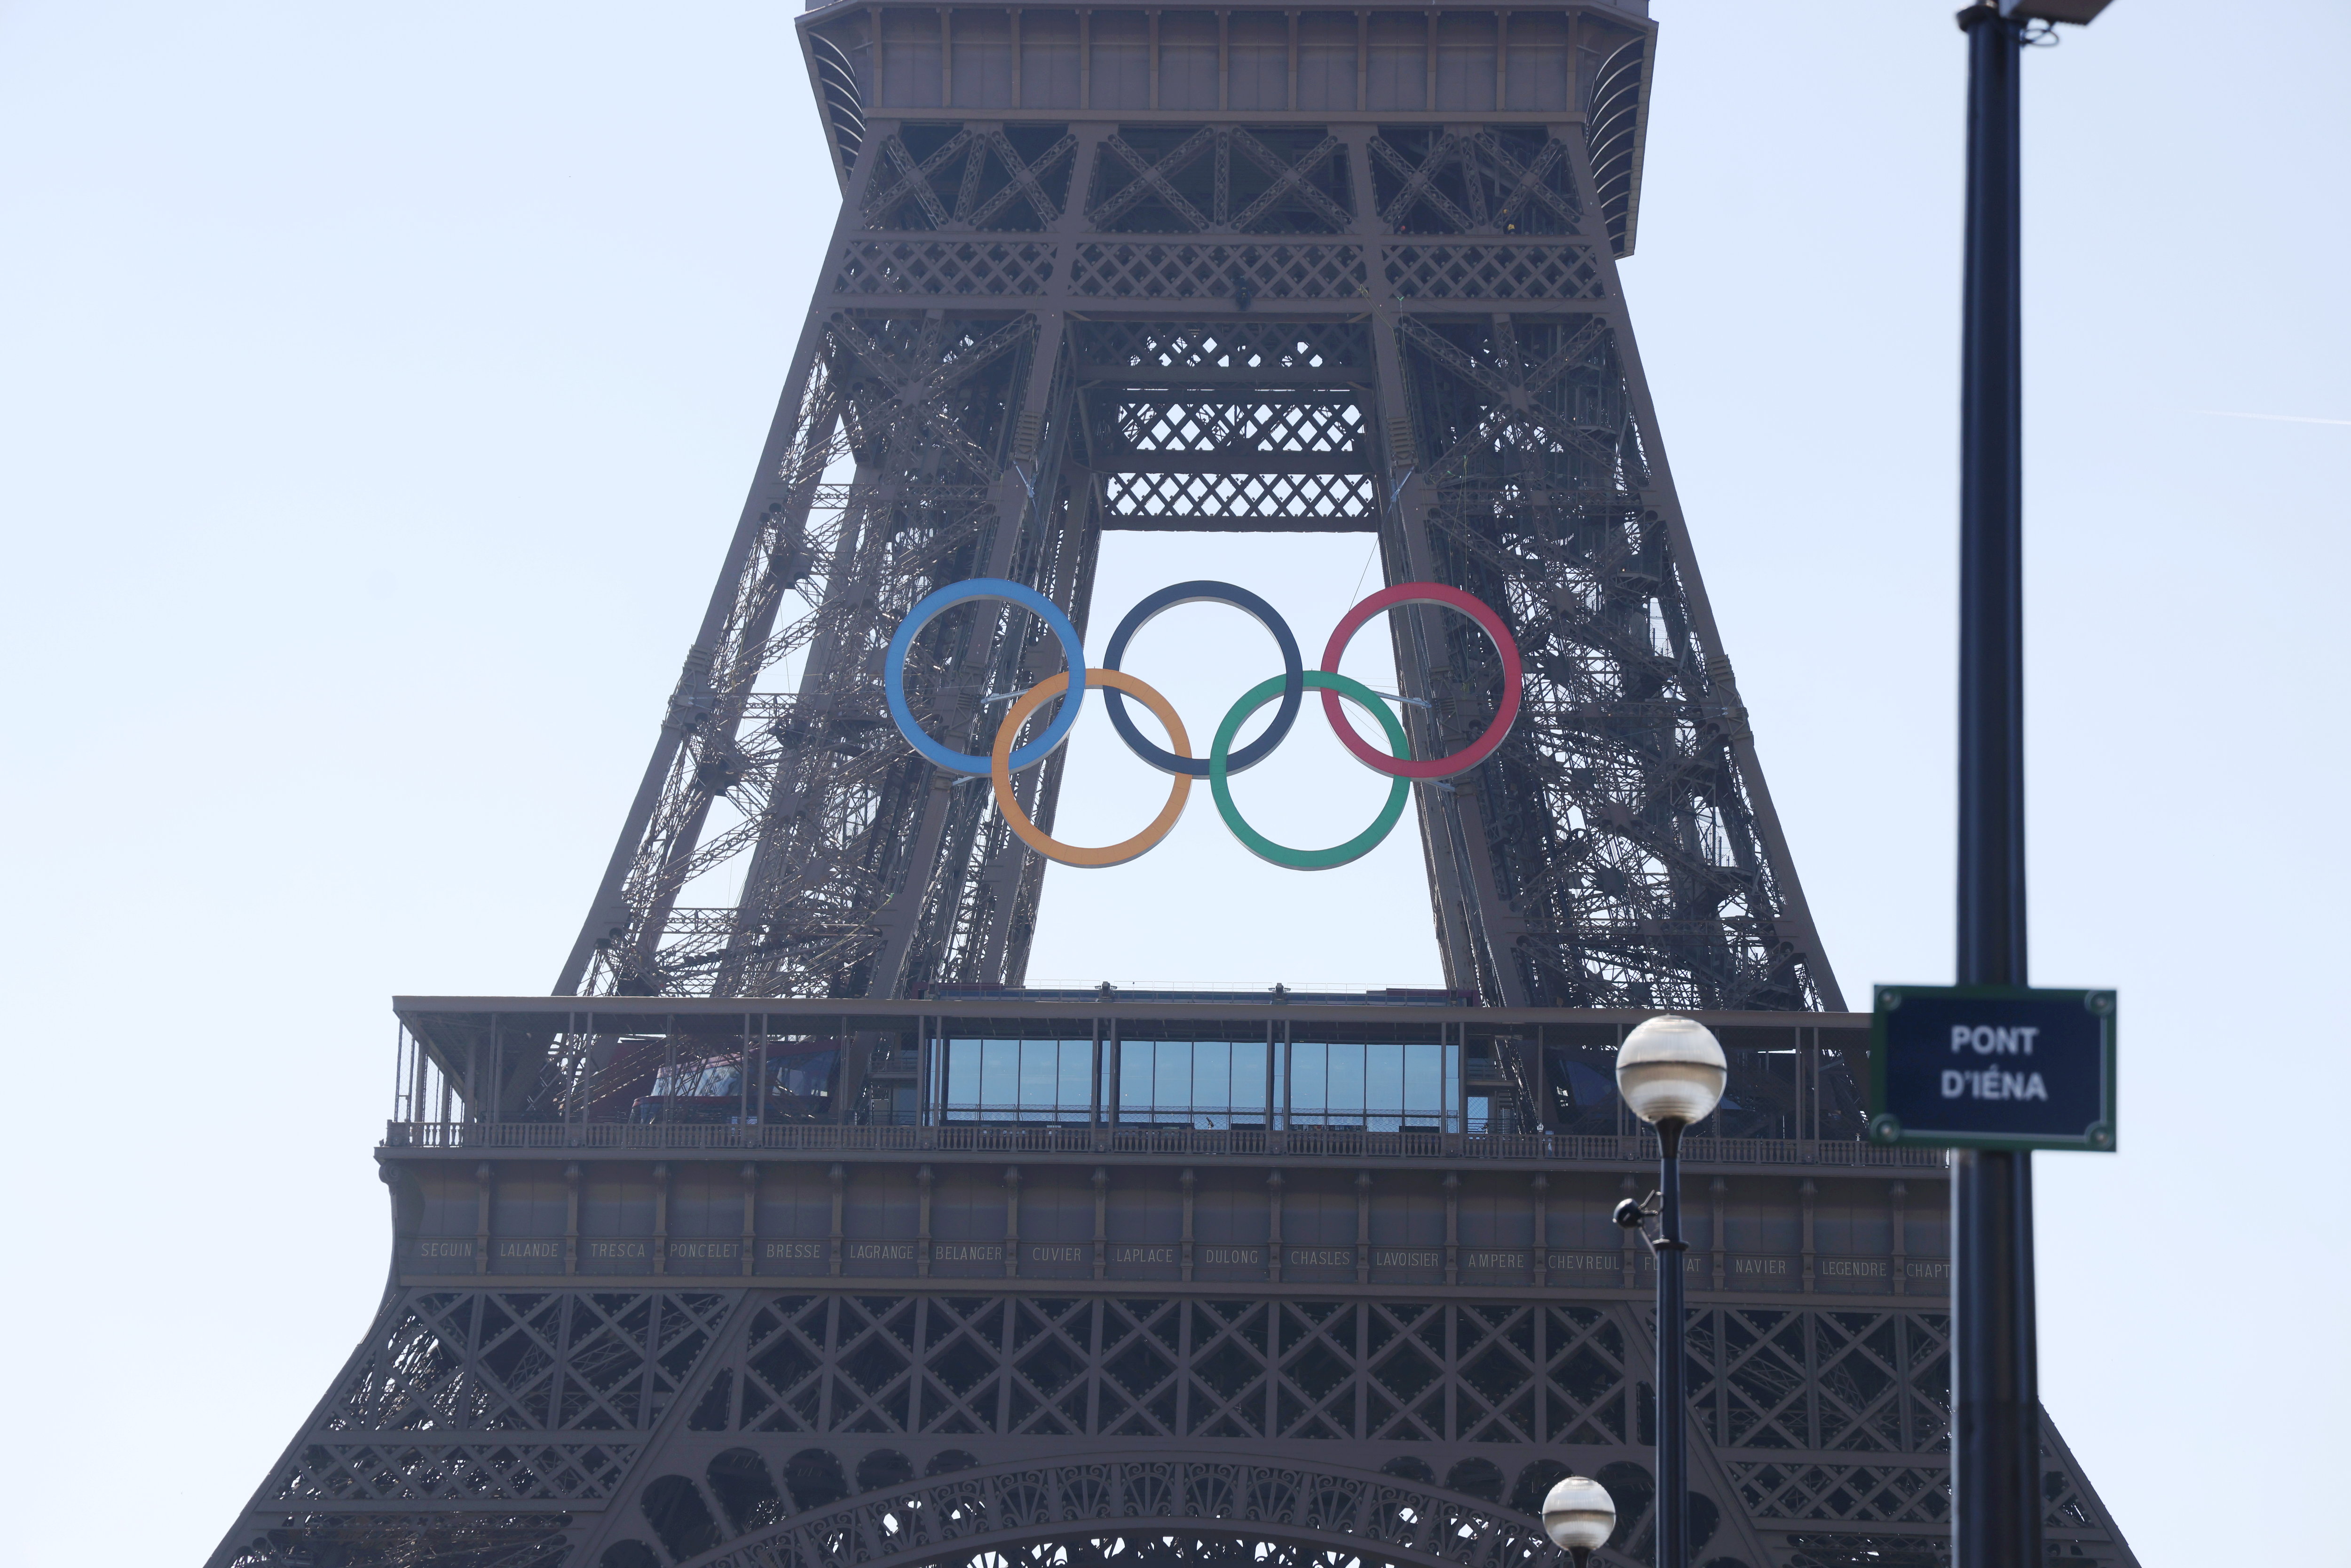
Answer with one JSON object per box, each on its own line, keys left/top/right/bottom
{"left": 1318, "top": 583, "right": 1523, "bottom": 780}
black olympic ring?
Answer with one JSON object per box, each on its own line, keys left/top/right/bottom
{"left": 1098, "top": 580, "right": 1304, "bottom": 779}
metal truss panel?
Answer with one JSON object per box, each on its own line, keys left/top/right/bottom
{"left": 212, "top": 1286, "right": 2136, "bottom": 1568}
{"left": 552, "top": 109, "right": 1839, "bottom": 1016}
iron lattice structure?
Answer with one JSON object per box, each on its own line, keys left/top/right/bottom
{"left": 552, "top": 0, "right": 1836, "bottom": 1013}
{"left": 211, "top": 8, "right": 2141, "bottom": 1568}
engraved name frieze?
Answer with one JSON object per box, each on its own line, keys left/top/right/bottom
{"left": 1112, "top": 1245, "right": 1177, "bottom": 1264}
{"left": 1028, "top": 1244, "right": 1087, "bottom": 1263}
{"left": 1732, "top": 1257, "right": 1791, "bottom": 1276}
{"left": 1462, "top": 1249, "right": 1528, "bottom": 1270}
{"left": 932, "top": 1243, "right": 1004, "bottom": 1262}
{"left": 1546, "top": 1252, "right": 1619, "bottom": 1271}
{"left": 848, "top": 1242, "right": 917, "bottom": 1261}
{"left": 667, "top": 1240, "right": 740, "bottom": 1261}
{"left": 1373, "top": 1249, "right": 1440, "bottom": 1269}
{"left": 1286, "top": 1247, "right": 1353, "bottom": 1268}
{"left": 584, "top": 1240, "right": 650, "bottom": 1260}
{"left": 1198, "top": 1246, "right": 1262, "bottom": 1266}
{"left": 414, "top": 1238, "right": 474, "bottom": 1259}
{"left": 1820, "top": 1258, "right": 1888, "bottom": 1278}
{"left": 494, "top": 1239, "right": 560, "bottom": 1260}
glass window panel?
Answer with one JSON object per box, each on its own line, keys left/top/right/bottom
{"left": 1059, "top": 1040, "right": 1093, "bottom": 1114}
{"left": 1328, "top": 1042, "right": 1365, "bottom": 1115}
{"left": 1020, "top": 1039, "right": 1057, "bottom": 1109}
{"left": 1194, "top": 1041, "right": 1231, "bottom": 1111}
{"left": 1155, "top": 1041, "right": 1191, "bottom": 1114}
{"left": 1120, "top": 1040, "right": 1153, "bottom": 1119}
{"left": 1194, "top": 1041, "right": 1232, "bottom": 1128}
{"left": 1404, "top": 1043, "right": 1441, "bottom": 1112}
{"left": 1232, "top": 1040, "right": 1267, "bottom": 1112}
{"left": 947, "top": 1040, "right": 981, "bottom": 1111}
{"left": 982, "top": 1039, "right": 1019, "bottom": 1111}
{"left": 1367, "top": 1042, "right": 1404, "bottom": 1113}
{"left": 1291, "top": 1041, "right": 1326, "bottom": 1115}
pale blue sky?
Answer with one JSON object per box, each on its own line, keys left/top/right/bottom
{"left": 1, "top": 2, "right": 2344, "bottom": 1562}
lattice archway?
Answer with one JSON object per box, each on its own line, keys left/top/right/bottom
{"left": 637, "top": 1454, "right": 1592, "bottom": 1568}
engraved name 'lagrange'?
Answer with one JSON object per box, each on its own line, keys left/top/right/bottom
{"left": 1942, "top": 1024, "right": 2049, "bottom": 1102}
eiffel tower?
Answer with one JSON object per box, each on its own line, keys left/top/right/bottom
{"left": 212, "top": 5, "right": 2138, "bottom": 1566}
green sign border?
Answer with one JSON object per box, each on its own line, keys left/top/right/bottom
{"left": 1867, "top": 985, "right": 2117, "bottom": 1153}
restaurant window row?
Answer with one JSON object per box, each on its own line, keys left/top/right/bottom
{"left": 399, "top": 1015, "right": 1865, "bottom": 1142}
{"left": 935, "top": 1033, "right": 1482, "bottom": 1131}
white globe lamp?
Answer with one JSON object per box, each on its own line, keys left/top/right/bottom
{"left": 1540, "top": 1474, "right": 1617, "bottom": 1567}
{"left": 1615, "top": 1015, "right": 1727, "bottom": 1151}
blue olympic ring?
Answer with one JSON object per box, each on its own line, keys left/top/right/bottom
{"left": 884, "top": 577, "right": 1088, "bottom": 776}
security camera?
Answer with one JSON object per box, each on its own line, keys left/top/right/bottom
{"left": 1612, "top": 1198, "right": 1646, "bottom": 1230}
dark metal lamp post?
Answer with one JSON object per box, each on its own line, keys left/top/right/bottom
{"left": 1541, "top": 1474, "right": 1618, "bottom": 1568}
{"left": 1950, "top": 3, "right": 2111, "bottom": 1566}
{"left": 1612, "top": 1016, "right": 1728, "bottom": 1568}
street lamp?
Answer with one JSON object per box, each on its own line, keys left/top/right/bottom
{"left": 1612, "top": 1016, "right": 1726, "bottom": 1568}
{"left": 1540, "top": 1474, "right": 1617, "bottom": 1568}
{"left": 1951, "top": 5, "right": 2112, "bottom": 1566}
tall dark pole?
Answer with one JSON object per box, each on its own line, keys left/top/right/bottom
{"left": 1953, "top": 6, "right": 2040, "bottom": 1568}
{"left": 1656, "top": 1124, "right": 1688, "bottom": 1568}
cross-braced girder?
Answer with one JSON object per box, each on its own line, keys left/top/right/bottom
{"left": 210, "top": 1284, "right": 2137, "bottom": 1568}
{"left": 1383, "top": 313, "right": 1825, "bottom": 1009}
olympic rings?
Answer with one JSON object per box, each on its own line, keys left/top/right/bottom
{"left": 1318, "top": 582, "right": 1523, "bottom": 780}
{"left": 1102, "top": 580, "right": 1302, "bottom": 778}
{"left": 1211, "top": 671, "right": 1412, "bottom": 870}
{"left": 993, "top": 669, "right": 1192, "bottom": 867}
{"left": 885, "top": 577, "right": 1087, "bottom": 776}
{"left": 880, "top": 575, "right": 1523, "bottom": 869}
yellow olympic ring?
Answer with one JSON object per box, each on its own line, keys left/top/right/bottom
{"left": 991, "top": 668, "right": 1191, "bottom": 868}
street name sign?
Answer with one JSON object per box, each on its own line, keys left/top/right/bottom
{"left": 1868, "top": 985, "right": 2116, "bottom": 1151}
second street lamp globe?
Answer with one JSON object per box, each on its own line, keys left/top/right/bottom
{"left": 1541, "top": 1474, "right": 1617, "bottom": 1559}
{"left": 1616, "top": 1015, "right": 1728, "bottom": 1128}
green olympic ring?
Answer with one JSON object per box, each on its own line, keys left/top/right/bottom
{"left": 1209, "top": 670, "right": 1413, "bottom": 870}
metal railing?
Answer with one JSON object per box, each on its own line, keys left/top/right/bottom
{"left": 381, "top": 1119, "right": 1948, "bottom": 1168}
